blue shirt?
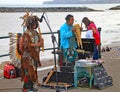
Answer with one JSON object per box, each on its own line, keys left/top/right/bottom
{"left": 60, "top": 23, "right": 76, "bottom": 49}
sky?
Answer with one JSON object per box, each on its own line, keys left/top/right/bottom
{"left": 0, "top": 0, "right": 52, "bottom": 5}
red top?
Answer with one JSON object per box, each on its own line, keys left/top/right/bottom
{"left": 87, "top": 22, "right": 100, "bottom": 45}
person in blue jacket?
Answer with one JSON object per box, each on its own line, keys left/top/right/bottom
{"left": 60, "top": 14, "right": 78, "bottom": 64}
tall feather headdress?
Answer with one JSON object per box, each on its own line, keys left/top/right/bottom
{"left": 9, "top": 32, "right": 22, "bottom": 68}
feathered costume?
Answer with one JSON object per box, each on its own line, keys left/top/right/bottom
{"left": 9, "top": 32, "right": 22, "bottom": 68}
{"left": 21, "top": 29, "right": 41, "bottom": 90}
{"left": 9, "top": 12, "right": 44, "bottom": 92}
{"left": 21, "top": 14, "right": 44, "bottom": 91}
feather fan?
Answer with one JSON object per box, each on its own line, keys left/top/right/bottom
{"left": 9, "top": 32, "right": 22, "bottom": 68}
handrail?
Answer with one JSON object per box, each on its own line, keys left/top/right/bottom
{"left": 0, "top": 28, "right": 101, "bottom": 58}
{"left": 0, "top": 31, "right": 58, "bottom": 57}
{"left": 0, "top": 36, "right": 9, "bottom": 39}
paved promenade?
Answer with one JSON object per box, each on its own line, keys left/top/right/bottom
{"left": 0, "top": 58, "right": 119, "bottom": 92}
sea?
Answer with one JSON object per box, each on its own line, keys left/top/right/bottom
{"left": 0, "top": 3, "right": 120, "bottom": 62}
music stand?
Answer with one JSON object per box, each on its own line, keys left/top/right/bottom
{"left": 40, "top": 12, "right": 60, "bottom": 92}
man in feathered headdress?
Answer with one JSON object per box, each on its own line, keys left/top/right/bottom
{"left": 20, "top": 12, "right": 44, "bottom": 92}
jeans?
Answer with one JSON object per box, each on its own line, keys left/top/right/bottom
{"left": 93, "top": 45, "right": 99, "bottom": 60}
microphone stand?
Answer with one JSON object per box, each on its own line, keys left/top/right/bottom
{"left": 41, "top": 13, "right": 60, "bottom": 92}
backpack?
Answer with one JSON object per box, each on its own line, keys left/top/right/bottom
{"left": 3, "top": 63, "right": 16, "bottom": 79}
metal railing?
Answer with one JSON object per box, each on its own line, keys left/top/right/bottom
{"left": 0, "top": 31, "right": 59, "bottom": 58}
{"left": 0, "top": 28, "right": 101, "bottom": 58}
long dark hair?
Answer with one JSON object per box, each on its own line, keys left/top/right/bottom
{"left": 82, "top": 17, "right": 91, "bottom": 28}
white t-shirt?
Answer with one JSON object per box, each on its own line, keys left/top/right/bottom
{"left": 85, "top": 30, "right": 93, "bottom": 38}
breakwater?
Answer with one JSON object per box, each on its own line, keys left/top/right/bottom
{"left": 0, "top": 7, "right": 101, "bottom": 12}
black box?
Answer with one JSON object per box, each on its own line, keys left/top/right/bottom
{"left": 81, "top": 38, "right": 95, "bottom": 53}
{"left": 77, "top": 38, "right": 95, "bottom": 59}
{"left": 60, "top": 66, "right": 74, "bottom": 72}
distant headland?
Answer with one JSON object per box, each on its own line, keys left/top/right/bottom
{"left": 109, "top": 5, "right": 120, "bottom": 10}
{"left": 43, "top": 0, "right": 120, "bottom": 4}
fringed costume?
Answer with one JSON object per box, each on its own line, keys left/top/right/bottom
{"left": 21, "top": 30, "right": 40, "bottom": 89}
{"left": 20, "top": 14, "right": 44, "bottom": 92}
